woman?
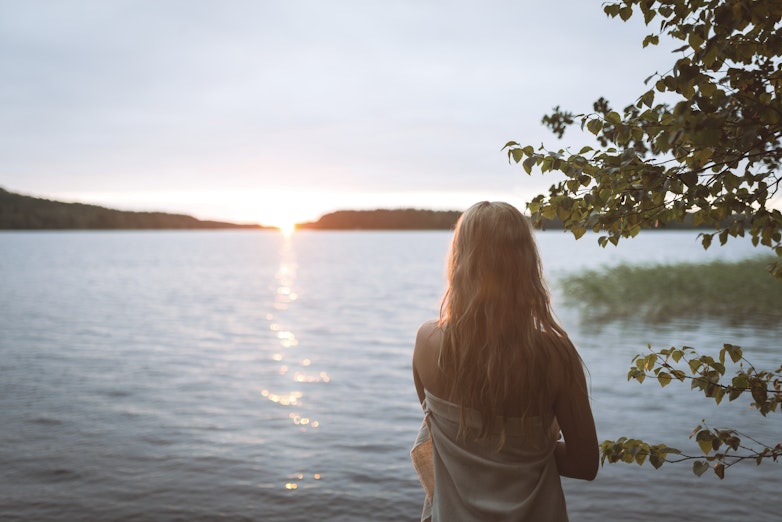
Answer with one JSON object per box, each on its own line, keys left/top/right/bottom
{"left": 412, "top": 201, "right": 597, "bottom": 521}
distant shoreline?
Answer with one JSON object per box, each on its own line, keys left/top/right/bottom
{"left": 0, "top": 187, "right": 466, "bottom": 231}
{"left": 295, "top": 208, "right": 462, "bottom": 231}
{"left": 0, "top": 187, "right": 268, "bottom": 231}
{"left": 1, "top": 186, "right": 716, "bottom": 231}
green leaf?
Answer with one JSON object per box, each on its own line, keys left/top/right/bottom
{"left": 642, "top": 7, "right": 656, "bottom": 25}
{"left": 713, "top": 386, "right": 726, "bottom": 405}
{"left": 649, "top": 453, "right": 664, "bottom": 469}
{"left": 681, "top": 171, "right": 697, "bottom": 188}
{"left": 724, "top": 344, "right": 742, "bottom": 363}
{"left": 693, "top": 460, "right": 710, "bottom": 477}
{"left": 628, "top": 367, "right": 646, "bottom": 383}
{"left": 603, "top": 4, "right": 621, "bottom": 18}
{"left": 540, "top": 205, "right": 557, "bottom": 220}
{"left": 586, "top": 118, "right": 603, "bottom": 135}
{"left": 640, "top": 89, "right": 655, "bottom": 108}
{"left": 642, "top": 34, "right": 659, "bottom": 48}
{"left": 751, "top": 379, "right": 768, "bottom": 405}
{"left": 695, "top": 430, "right": 714, "bottom": 455}
{"left": 571, "top": 226, "right": 587, "bottom": 240}
{"left": 634, "top": 450, "right": 647, "bottom": 466}
{"left": 657, "top": 372, "right": 672, "bottom": 387}
{"left": 728, "top": 387, "right": 744, "bottom": 401}
{"left": 522, "top": 157, "right": 536, "bottom": 174}
{"left": 731, "top": 374, "right": 749, "bottom": 389}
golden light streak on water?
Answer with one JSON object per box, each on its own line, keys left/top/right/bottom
{"left": 261, "top": 390, "right": 303, "bottom": 407}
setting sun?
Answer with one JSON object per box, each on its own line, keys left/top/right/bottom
{"left": 276, "top": 220, "right": 297, "bottom": 237}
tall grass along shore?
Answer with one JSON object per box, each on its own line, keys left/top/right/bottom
{"left": 560, "top": 257, "right": 782, "bottom": 326}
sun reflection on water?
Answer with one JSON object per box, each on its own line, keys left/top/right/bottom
{"left": 276, "top": 330, "right": 298, "bottom": 347}
{"left": 283, "top": 472, "right": 322, "bottom": 492}
{"left": 261, "top": 389, "right": 302, "bottom": 406}
{"left": 261, "top": 233, "right": 330, "bottom": 494}
{"left": 293, "top": 371, "right": 330, "bottom": 383}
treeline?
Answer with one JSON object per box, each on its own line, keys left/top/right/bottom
{"left": 297, "top": 209, "right": 463, "bottom": 230}
{"left": 0, "top": 187, "right": 264, "bottom": 230}
{"left": 1, "top": 185, "right": 725, "bottom": 232}
{"left": 296, "top": 208, "right": 721, "bottom": 231}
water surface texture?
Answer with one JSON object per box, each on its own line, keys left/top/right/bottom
{"left": 1, "top": 230, "right": 779, "bottom": 521}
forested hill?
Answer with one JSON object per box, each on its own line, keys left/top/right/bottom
{"left": 0, "top": 187, "right": 265, "bottom": 230}
{"left": 295, "top": 208, "right": 715, "bottom": 231}
{"left": 1, "top": 186, "right": 717, "bottom": 232}
{"left": 297, "top": 209, "right": 463, "bottom": 230}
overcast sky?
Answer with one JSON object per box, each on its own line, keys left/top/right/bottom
{"left": 0, "top": 0, "right": 676, "bottom": 225}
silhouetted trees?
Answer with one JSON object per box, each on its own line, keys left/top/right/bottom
{"left": 297, "top": 209, "right": 463, "bottom": 230}
{"left": 0, "top": 188, "right": 264, "bottom": 230}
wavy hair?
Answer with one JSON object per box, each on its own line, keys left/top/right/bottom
{"left": 438, "top": 201, "right": 579, "bottom": 442}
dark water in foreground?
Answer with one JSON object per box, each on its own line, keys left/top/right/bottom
{"left": 1, "top": 230, "right": 779, "bottom": 521}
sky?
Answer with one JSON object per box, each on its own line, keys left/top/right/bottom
{"left": 0, "top": 0, "right": 678, "bottom": 227}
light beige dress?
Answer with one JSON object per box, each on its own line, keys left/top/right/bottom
{"left": 411, "top": 389, "right": 568, "bottom": 522}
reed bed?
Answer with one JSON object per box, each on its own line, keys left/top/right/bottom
{"left": 560, "top": 257, "right": 782, "bottom": 326}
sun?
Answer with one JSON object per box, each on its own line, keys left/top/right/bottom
{"left": 276, "top": 220, "right": 297, "bottom": 238}
{"left": 219, "top": 190, "right": 317, "bottom": 236}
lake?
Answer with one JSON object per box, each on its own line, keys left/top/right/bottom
{"left": 0, "top": 230, "right": 779, "bottom": 521}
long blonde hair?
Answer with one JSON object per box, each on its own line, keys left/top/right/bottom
{"left": 439, "top": 201, "right": 578, "bottom": 441}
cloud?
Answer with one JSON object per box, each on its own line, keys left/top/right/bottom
{"left": 0, "top": 0, "right": 676, "bottom": 218}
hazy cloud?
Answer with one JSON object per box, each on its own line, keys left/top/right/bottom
{"left": 0, "top": 0, "right": 675, "bottom": 222}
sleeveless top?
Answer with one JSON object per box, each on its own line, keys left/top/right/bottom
{"left": 411, "top": 389, "right": 568, "bottom": 522}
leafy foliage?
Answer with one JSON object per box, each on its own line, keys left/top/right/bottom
{"left": 504, "top": 0, "right": 782, "bottom": 278}
{"left": 603, "top": 344, "right": 782, "bottom": 478}
{"left": 505, "top": 0, "right": 782, "bottom": 478}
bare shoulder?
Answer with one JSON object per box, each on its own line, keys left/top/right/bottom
{"left": 414, "top": 320, "right": 441, "bottom": 363}
{"left": 416, "top": 319, "right": 441, "bottom": 346}
{"left": 412, "top": 319, "right": 443, "bottom": 401}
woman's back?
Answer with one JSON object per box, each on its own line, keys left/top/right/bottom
{"left": 411, "top": 202, "right": 597, "bottom": 521}
{"left": 422, "top": 389, "right": 568, "bottom": 521}
{"left": 413, "top": 319, "right": 559, "bottom": 419}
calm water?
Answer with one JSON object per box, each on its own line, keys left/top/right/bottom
{"left": 0, "top": 230, "right": 779, "bottom": 521}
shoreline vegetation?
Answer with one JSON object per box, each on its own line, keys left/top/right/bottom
{"left": 3, "top": 187, "right": 725, "bottom": 231}
{"left": 560, "top": 257, "right": 782, "bottom": 327}
{"left": 295, "top": 209, "right": 462, "bottom": 230}
{"left": 0, "top": 187, "right": 267, "bottom": 230}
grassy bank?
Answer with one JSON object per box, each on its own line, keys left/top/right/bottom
{"left": 560, "top": 257, "right": 782, "bottom": 326}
